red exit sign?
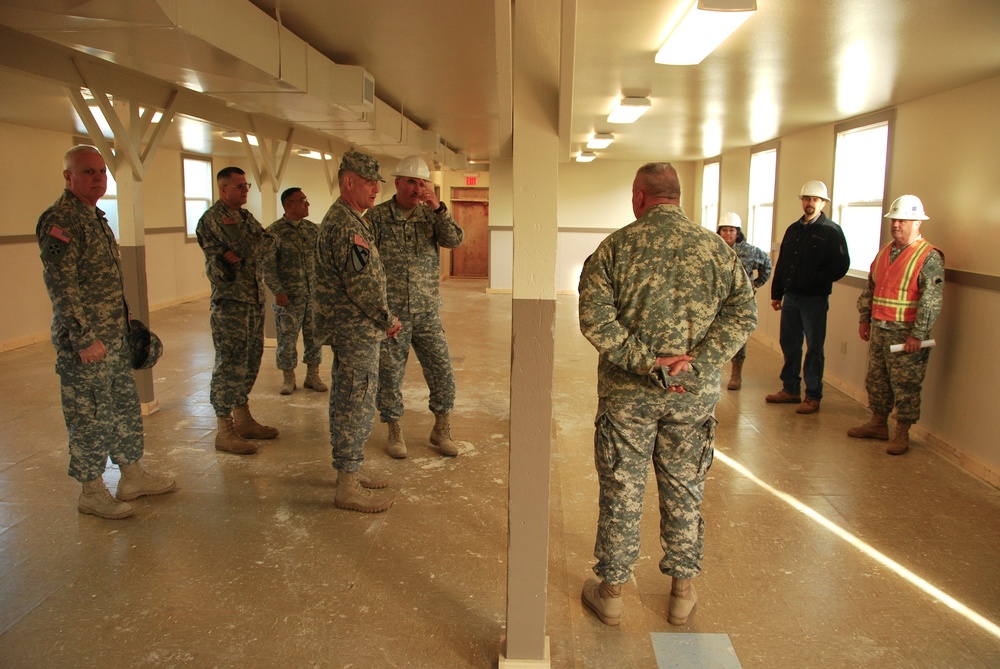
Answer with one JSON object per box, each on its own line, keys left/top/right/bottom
{"left": 465, "top": 175, "right": 478, "bottom": 186}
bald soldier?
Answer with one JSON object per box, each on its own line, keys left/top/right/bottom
{"left": 578, "top": 162, "right": 757, "bottom": 627}
{"left": 37, "top": 145, "right": 175, "bottom": 519}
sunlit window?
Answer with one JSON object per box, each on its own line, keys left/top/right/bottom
{"left": 832, "top": 115, "right": 891, "bottom": 275}
{"left": 747, "top": 147, "right": 777, "bottom": 252}
{"left": 701, "top": 160, "right": 720, "bottom": 231}
{"left": 183, "top": 156, "right": 213, "bottom": 237}
{"left": 103, "top": 169, "right": 119, "bottom": 238}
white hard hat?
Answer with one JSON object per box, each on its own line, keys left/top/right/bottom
{"left": 884, "top": 194, "right": 929, "bottom": 221}
{"left": 799, "top": 180, "right": 830, "bottom": 201}
{"left": 394, "top": 155, "right": 431, "bottom": 181}
{"left": 718, "top": 212, "right": 742, "bottom": 229}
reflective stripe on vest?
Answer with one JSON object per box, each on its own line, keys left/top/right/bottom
{"left": 870, "top": 239, "right": 934, "bottom": 322}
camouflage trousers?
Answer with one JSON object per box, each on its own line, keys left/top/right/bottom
{"left": 592, "top": 396, "right": 717, "bottom": 585}
{"left": 56, "top": 338, "right": 144, "bottom": 482}
{"left": 866, "top": 323, "right": 930, "bottom": 424}
{"left": 273, "top": 296, "right": 322, "bottom": 370}
{"left": 210, "top": 299, "right": 265, "bottom": 416}
{"left": 377, "top": 310, "right": 456, "bottom": 423}
{"left": 731, "top": 343, "right": 747, "bottom": 364}
{"left": 329, "top": 346, "right": 380, "bottom": 473}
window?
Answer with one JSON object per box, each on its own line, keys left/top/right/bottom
{"left": 832, "top": 114, "right": 892, "bottom": 275}
{"left": 183, "top": 156, "right": 214, "bottom": 237}
{"left": 747, "top": 147, "right": 777, "bottom": 252}
{"left": 701, "top": 161, "right": 720, "bottom": 231}
{"left": 103, "top": 169, "right": 119, "bottom": 238}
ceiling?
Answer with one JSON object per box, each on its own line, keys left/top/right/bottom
{"left": 0, "top": 0, "right": 998, "bottom": 168}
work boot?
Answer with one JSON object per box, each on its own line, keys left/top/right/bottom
{"left": 115, "top": 461, "right": 176, "bottom": 501}
{"left": 303, "top": 365, "right": 328, "bottom": 392}
{"left": 847, "top": 413, "right": 890, "bottom": 440}
{"left": 887, "top": 421, "right": 911, "bottom": 455}
{"left": 280, "top": 369, "right": 296, "bottom": 395}
{"left": 358, "top": 464, "right": 390, "bottom": 489}
{"left": 79, "top": 478, "right": 133, "bottom": 519}
{"left": 233, "top": 404, "right": 279, "bottom": 440}
{"left": 335, "top": 471, "right": 393, "bottom": 513}
{"left": 796, "top": 397, "right": 820, "bottom": 414}
{"left": 668, "top": 578, "right": 698, "bottom": 626}
{"left": 430, "top": 412, "right": 459, "bottom": 457}
{"left": 386, "top": 420, "right": 407, "bottom": 459}
{"left": 727, "top": 361, "right": 743, "bottom": 390}
{"left": 765, "top": 389, "right": 801, "bottom": 404}
{"left": 215, "top": 415, "right": 258, "bottom": 455}
{"left": 581, "top": 578, "right": 623, "bottom": 626}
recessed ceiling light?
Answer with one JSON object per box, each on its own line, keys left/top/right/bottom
{"left": 607, "top": 98, "right": 651, "bottom": 124}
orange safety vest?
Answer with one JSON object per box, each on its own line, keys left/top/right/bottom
{"left": 870, "top": 239, "right": 936, "bottom": 322}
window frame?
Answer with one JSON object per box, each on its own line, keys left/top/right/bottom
{"left": 747, "top": 141, "right": 779, "bottom": 253}
{"left": 182, "top": 153, "right": 214, "bottom": 240}
{"left": 832, "top": 110, "right": 895, "bottom": 278}
{"left": 701, "top": 159, "right": 721, "bottom": 232}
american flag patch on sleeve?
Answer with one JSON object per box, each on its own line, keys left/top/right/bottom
{"left": 49, "top": 226, "right": 73, "bottom": 243}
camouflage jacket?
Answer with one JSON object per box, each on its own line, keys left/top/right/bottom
{"left": 36, "top": 190, "right": 128, "bottom": 353}
{"left": 579, "top": 204, "right": 758, "bottom": 405}
{"left": 195, "top": 199, "right": 274, "bottom": 305}
{"left": 368, "top": 197, "right": 464, "bottom": 315}
{"left": 858, "top": 241, "right": 945, "bottom": 340}
{"left": 315, "top": 198, "right": 395, "bottom": 372}
{"left": 733, "top": 240, "right": 772, "bottom": 291}
{"left": 262, "top": 216, "right": 319, "bottom": 298}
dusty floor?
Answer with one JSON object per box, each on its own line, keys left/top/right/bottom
{"left": 1, "top": 279, "right": 998, "bottom": 668}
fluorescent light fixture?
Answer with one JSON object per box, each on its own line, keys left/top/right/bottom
{"left": 221, "top": 131, "right": 259, "bottom": 146}
{"left": 296, "top": 149, "right": 332, "bottom": 160}
{"left": 586, "top": 133, "right": 615, "bottom": 149}
{"left": 576, "top": 151, "right": 597, "bottom": 163}
{"left": 607, "top": 98, "right": 651, "bottom": 124}
{"left": 655, "top": 0, "right": 756, "bottom": 66}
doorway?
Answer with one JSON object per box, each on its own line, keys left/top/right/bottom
{"left": 450, "top": 187, "right": 489, "bottom": 278}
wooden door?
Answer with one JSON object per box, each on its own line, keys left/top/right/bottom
{"left": 451, "top": 200, "right": 489, "bottom": 278}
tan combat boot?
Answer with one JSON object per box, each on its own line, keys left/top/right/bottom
{"left": 847, "top": 413, "right": 889, "bottom": 440}
{"left": 303, "top": 365, "right": 328, "bottom": 392}
{"left": 387, "top": 420, "right": 407, "bottom": 459}
{"left": 233, "top": 404, "right": 279, "bottom": 440}
{"left": 215, "top": 415, "right": 258, "bottom": 455}
{"left": 280, "top": 369, "right": 296, "bottom": 395}
{"left": 668, "top": 577, "right": 698, "bottom": 626}
{"left": 79, "top": 478, "right": 133, "bottom": 519}
{"left": 116, "top": 461, "right": 176, "bottom": 501}
{"left": 581, "top": 579, "right": 623, "bottom": 626}
{"left": 430, "top": 412, "right": 459, "bottom": 457}
{"left": 358, "top": 464, "right": 390, "bottom": 489}
{"left": 727, "top": 361, "right": 743, "bottom": 390}
{"left": 335, "top": 471, "right": 393, "bottom": 513}
{"left": 887, "top": 421, "right": 911, "bottom": 455}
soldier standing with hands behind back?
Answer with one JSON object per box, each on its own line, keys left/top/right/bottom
{"left": 848, "top": 195, "right": 944, "bottom": 455}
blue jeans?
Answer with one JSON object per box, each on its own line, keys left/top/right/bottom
{"left": 778, "top": 293, "right": 829, "bottom": 401}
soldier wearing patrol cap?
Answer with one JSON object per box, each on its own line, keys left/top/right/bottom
{"left": 368, "top": 155, "right": 465, "bottom": 459}
{"left": 36, "top": 144, "right": 175, "bottom": 519}
{"left": 848, "top": 195, "right": 944, "bottom": 455}
{"left": 315, "top": 150, "right": 399, "bottom": 513}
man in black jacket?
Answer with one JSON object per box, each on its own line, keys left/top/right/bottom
{"left": 766, "top": 180, "right": 850, "bottom": 414}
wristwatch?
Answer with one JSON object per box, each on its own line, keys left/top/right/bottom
{"left": 434, "top": 201, "right": 447, "bottom": 214}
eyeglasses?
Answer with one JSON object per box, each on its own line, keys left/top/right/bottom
{"left": 287, "top": 198, "right": 309, "bottom": 204}
{"left": 225, "top": 182, "right": 252, "bottom": 191}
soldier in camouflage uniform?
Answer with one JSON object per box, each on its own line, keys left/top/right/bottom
{"left": 848, "top": 195, "right": 944, "bottom": 455}
{"left": 717, "top": 212, "right": 772, "bottom": 390}
{"left": 263, "top": 187, "right": 327, "bottom": 395}
{"left": 315, "top": 150, "right": 400, "bottom": 514}
{"left": 37, "top": 145, "right": 175, "bottom": 519}
{"left": 578, "top": 163, "right": 757, "bottom": 627}
{"left": 196, "top": 167, "right": 278, "bottom": 455}
{"left": 369, "top": 156, "right": 464, "bottom": 459}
